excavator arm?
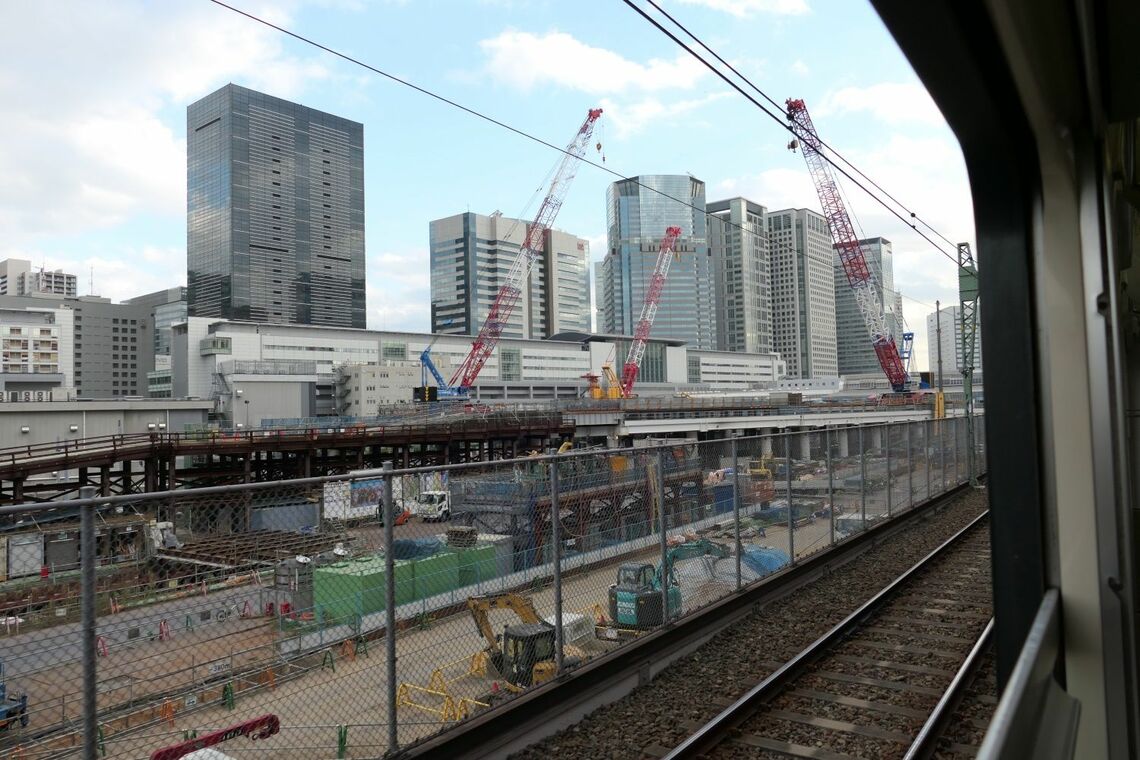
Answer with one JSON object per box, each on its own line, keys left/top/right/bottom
{"left": 466, "top": 593, "right": 543, "bottom": 656}
{"left": 656, "top": 539, "right": 731, "bottom": 587}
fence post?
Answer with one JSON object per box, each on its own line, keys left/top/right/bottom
{"left": 81, "top": 488, "right": 97, "bottom": 760}
{"left": 940, "top": 417, "right": 947, "bottom": 493}
{"left": 954, "top": 416, "right": 961, "bottom": 485}
{"left": 926, "top": 418, "right": 932, "bottom": 499}
{"left": 827, "top": 428, "right": 834, "bottom": 546}
{"left": 382, "top": 461, "right": 397, "bottom": 754}
{"left": 548, "top": 450, "right": 564, "bottom": 674}
{"left": 885, "top": 424, "right": 892, "bottom": 518}
{"left": 907, "top": 421, "right": 913, "bottom": 509}
{"left": 731, "top": 436, "right": 742, "bottom": 591}
{"left": 785, "top": 431, "right": 794, "bottom": 564}
{"left": 656, "top": 450, "right": 669, "bottom": 625}
{"left": 860, "top": 426, "right": 867, "bottom": 531}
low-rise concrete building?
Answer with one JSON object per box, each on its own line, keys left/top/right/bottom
{"left": 171, "top": 318, "right": 788, "bottom": 425}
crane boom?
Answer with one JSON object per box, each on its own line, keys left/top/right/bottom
{"left": 785, "top": 98, "right": 909, "bottom": 392}
{"left": 620, "top": 226, "right": 684, "bottom": 397}
{"left": 449, "top": 108, "right": 603, "bottom": 391}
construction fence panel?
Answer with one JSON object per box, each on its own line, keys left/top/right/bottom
{"left": 0, "top": 416, "right": 986, "bottom": 759}
{"left": 732, "top": 432, "right": 792, "bottom": 584}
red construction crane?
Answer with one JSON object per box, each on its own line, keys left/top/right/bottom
{"left": 785, "top": 98, "right": 910, "bottom": 392}
{"left": 449, "top": 108, "right": 603, "bottom": 392}
{"left": 619, "top": 225, "right": 684, "bottom": 397}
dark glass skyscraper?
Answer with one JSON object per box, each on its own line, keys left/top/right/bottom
{"left": 187, "top": 84, "right": 365, "bottom": 328}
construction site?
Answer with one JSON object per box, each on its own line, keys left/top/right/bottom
{"left": 0, "top": 414, "right": 980, "bottom": 759}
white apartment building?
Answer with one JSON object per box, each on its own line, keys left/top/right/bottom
{"left": 767, "top": 208, "right": 838, "bottom": 379}
{"left": 0, "top": 305, "right": 74, "bottom": 393}
{"left": 926, "top": 303, "right": 983, "bottom": 376}
{"left": 429, "top": 211, "right": 590, "bottom": 339}
{"left": 0, "top": 259, "right": 78, "bottom": 299}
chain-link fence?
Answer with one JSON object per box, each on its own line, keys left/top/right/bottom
{"left": 0, "top": 416, "right": 985, "bottom": 759}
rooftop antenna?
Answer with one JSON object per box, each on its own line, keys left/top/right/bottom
{"left": 89, "top": 267, "right": 94, "bottom": 296}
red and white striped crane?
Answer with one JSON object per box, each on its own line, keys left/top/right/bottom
{"left": 785, "top": 98, "right": 909, "bottom": 392}
{"left": 449, "top": 108, "right": 603, "bottom": 392}
{"left": 619, "top": 225, "right": 684, "bottom": 398}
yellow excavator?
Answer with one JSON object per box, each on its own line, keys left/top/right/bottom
{"left": 466, "top": 593, "right": 584, "bottom": 691}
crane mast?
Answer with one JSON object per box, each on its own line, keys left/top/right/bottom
{"left": 620, "top": 226, "right": 684, "bottom": 397}
{"left": 449, "top": 108, "right": 603, "bottom": 391}
{"left": 785, "top": 98, "right": 909, "bottom": 392}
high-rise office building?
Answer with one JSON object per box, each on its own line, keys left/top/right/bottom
{"left": 834, "top": 237, "right": 905, "bottom": 375}
{"left": 767, "top": 208, "right": 837, "bottom": 378}
{"left": 125, "top": 287, "right": 188, "bottom": 356}
{"left": 187, "top": 84, "right": 365, "bottom": 329}
{"left": 596, "top": 175, "right": 716, "bottom": 350}
{"left": 0, "top": 259, "right": 78, "bottom": 299}
{"left": 707, "top": 197, "right": 772, "bottom": 354}
{"left": 926, "top": 303, "right": 983, "bottom": 376}
{"left": 429, "top": 211, "right": 590, "bottom": 339}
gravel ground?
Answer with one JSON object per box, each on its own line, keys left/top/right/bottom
{"left": 934, "top": 650, "right": 999, "bottom": 757}
{"left": 510, "top": 488, "right": 989, "bottom": 760}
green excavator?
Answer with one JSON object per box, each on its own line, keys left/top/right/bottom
{"left": 597, "top": 539, "right": 730, "bottom": 641}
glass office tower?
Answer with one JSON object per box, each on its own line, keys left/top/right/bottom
{"left": 187, "top": 84, "right": 365, "bottom": 328}
{"left": 596, "top": 175, "right": 716, "bottom": 349}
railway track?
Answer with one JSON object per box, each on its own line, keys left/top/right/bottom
{"left": 664, "top": 511, "right": 991, "bottom": 760}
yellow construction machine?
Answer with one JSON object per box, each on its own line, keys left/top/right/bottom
{"left": 466, "top": 593, "right": 584, "bottom": 691}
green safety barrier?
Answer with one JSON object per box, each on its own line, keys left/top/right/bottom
{"left": 337, "top": 725, "right": 349, "bottom": 759}
{"left": 222, "top": 682, "right": 235, "bottom": 710}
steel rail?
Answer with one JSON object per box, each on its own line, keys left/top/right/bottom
{"left": 663, "top": 508, "right": 991, "bottom": 759}
{"left": 904, "top": 617, "right": 994, "bottom": 759}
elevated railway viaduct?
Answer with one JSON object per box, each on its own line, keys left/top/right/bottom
{"left": 0, "top": 410, "right": 570, "bottom": 504}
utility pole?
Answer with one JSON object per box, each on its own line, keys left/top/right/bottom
{"left": 935, "top": 299, "right": 944, "bottom": 391}
{"left": 958, "top": 243, "right": 980, "bottom": 486}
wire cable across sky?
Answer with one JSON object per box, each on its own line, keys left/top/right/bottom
{"left": 620, "top": 0, "right": 966, "bottom": 270}
{"left": 208, "top": 0, "right": 964, "bottom": 280}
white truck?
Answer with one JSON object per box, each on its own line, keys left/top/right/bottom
{"left": 409, "top": 490, "right": 451, "bottom": 522}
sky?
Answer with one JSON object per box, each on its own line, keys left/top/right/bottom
{"left": 0, "top": 0, "right": 976, "bottom": 373}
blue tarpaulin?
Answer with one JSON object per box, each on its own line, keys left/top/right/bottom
{"left": 390, "top": 537, "right": 444, "bottom": 560}
{"left": 741, "top": 545, "right": 790, "bottom": 576}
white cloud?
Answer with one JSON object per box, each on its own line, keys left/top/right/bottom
{"left": 816, "top": 82, "right": 944, "bottom": 126}
{"left": 676, "top": 0, "right": 810, "bottom": 18}
{"left": 790, "top": 59, "right": 810, "bottom": 76}
{"left": 599, "top": 92, "right": 733, "bottom": 138}
{"left": 367, "top": 248, "right": 431, "bottom": 332}
{"left": 0, "top": 1, "right": 332, "bottom": 243}
{"left": 0, "top": 246, "right": 186, "bottom": 304}
{"left": 480, "top": 30, "right": 707, "bottom": 93}
{"left": 714, "top": 167, "right": 818, "bottom": 212}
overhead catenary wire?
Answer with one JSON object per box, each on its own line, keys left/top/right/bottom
{"left": 620, "top": 0, "right": 967, "bottom": 270}
{"left": 638, "top": 0, "right": 962, "bottom": 253}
